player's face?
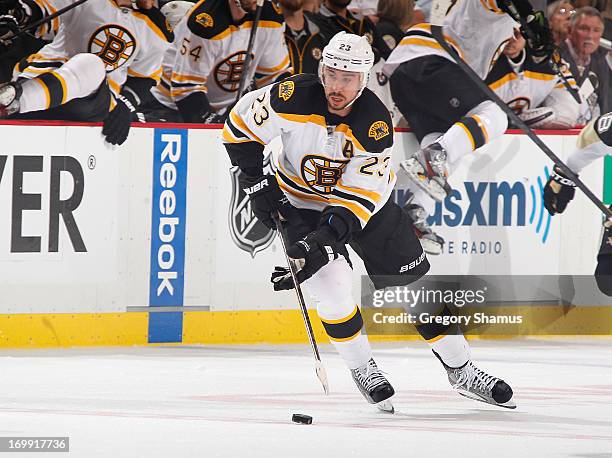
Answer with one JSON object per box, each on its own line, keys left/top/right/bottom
{"left": 503, "top": 29, "right": 526, "bottom": 58}
{"left": 570, "top": 15, "right": 604, "bottom": 55}
{"left": 279, "top": 0, "right": 304, "bottom": 12}
{"left": 321, "top": 66, "right": 362, "bottom": 112}
{"left": 238, "top": 0, "right": 258, "bottom": 12}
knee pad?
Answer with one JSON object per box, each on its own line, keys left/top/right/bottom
{"left": 60, "top": 53, "right": 107, "bottom": 99}
{"left": 466, "top": 100, "right": 508, "bottom": 142}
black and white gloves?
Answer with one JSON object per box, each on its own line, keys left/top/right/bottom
{"left": 521, "top": 11, "right": 555, "bottom": 63}
{"left": 240, "top": 174, "right": 299, "bottom": 229}
{"left": 543, "top": 165, "right": 576, "bottom": 215}
{"left": 271, "top": 227, "right": 342, "bottom": 291}
{"left": 102, "top": 93, "right": 143, "bottom": 146}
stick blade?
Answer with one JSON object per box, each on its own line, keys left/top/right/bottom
{"left": 315, "top": 362, "right": 330, "bottom": 395}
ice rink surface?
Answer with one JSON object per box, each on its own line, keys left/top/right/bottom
{"left": 1, "top": 339, "right": 611, "bottom": 458}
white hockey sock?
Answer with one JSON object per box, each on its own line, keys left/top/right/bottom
{"left": 304, "top": 259, "right": 372, "bottom": 370}
{"left": 19, "top": 53, "right": 107, "bottom": 113}
{"left": 330, "top": 332, "right": 372, "bottom": 370}
{"left": 438, "top": 100, "right": 508, "bottom": 166}
{"left": 429, "top": 334, "right": 471, "bottom": 368}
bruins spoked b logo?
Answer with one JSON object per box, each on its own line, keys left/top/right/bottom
{"left": 301, "top": 154, "right": 349, "bottom": 194}
{"left": 215, "top": 51, "right": 253, "bottom": 92}
{"left": 88, "top": 25, "right": 136, "bottom": 72}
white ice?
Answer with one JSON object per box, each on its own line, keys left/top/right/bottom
{"left": 1, "top": 340, "right": 611, "bottom": 458}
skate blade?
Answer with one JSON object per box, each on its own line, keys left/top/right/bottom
{"left": 457, "top": 390, "right": 517, "bottom": 409}
{"left": 399, "top": 161, "right": 449, "bottom": 203}
{"left": 376, "top": 399, "right": 395, "bottom": 414}
{"left": 420, "top": 238, "right": 443, "bottom": 255}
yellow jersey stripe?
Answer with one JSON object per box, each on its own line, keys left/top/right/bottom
{"left": 256, "top": 55, "right": 290, "bottom": 74}
{"left": 457, "top": 121, "right": 476, "bottom": 150}
{"left": 277, "top": 112, "right": 327, "bottom": 128}
{"left": 231, "top": 111, "right": 265, "bottom": 144}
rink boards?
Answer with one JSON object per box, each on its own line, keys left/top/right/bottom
{"left": 0, "top": 121, "right": 609, "bottom": 348}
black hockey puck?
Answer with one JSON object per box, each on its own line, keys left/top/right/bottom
{"left": 291, "top": 414, "right": 312, "bottom": 424}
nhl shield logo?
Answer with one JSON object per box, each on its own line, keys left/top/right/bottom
{"left": 229, "top": 156, "right": 276, "bottom": 257}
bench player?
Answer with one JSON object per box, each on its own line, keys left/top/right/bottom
{"left": 223, "top": 32, "right": 515, "bottom": 411}
{"left": 145, "top": 0, "right": 291, "bottom": 123}
{"left": 382, "top": 0, "right": 555, "bottom": 252}
{"left": 0, "top": 0, "right": 171, "bottom": 145}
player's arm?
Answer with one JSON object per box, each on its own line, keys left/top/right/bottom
{"left": 544, "top": 112, "right": 612, "bottom": 215}
{"left": 223, "top": 85, "right": 293, "bottom": 229}
{"left": 102, "top": 5, "right": 172, "bottom": 145}
{"left": 496, "top": 0, "right": 554, "bottom": 63}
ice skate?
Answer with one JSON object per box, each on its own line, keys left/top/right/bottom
{"left": 351, "top": 358, "right": 395, "bottom": 413}
{"left": 442, "top": 358, "right": 516, "bottom": 409}
{"left": 404, "top": 201, "right": 445, "bottom": 255}
{"left": 400, "top": 142, "right": 451, "bottom": 202}
{"left": 0, "top": 82, "right": 21, "bottom": 118}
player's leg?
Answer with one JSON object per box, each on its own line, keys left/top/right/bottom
{"left": 0, "top": 53, "right": 106, "bottom": 117}
{"left": 302, "top": 259, "right": 395, "bottom": 411}
{"left": 354, "top": 199, "right": 515, "bottom": 408}
{"left": 390, "top": 56, "right": 508, "bottom": 201}
{"left": 595, "top": 209, "right": 612, "bottom": 297}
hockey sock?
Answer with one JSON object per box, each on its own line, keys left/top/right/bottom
{"left": 438, "top": 100, "right": 508, "bottom": 165}
{"left": 19, "top": 53, "right": 107, "bottom": 113}
{"left": 428, "top": 334, "right": 470, "bottom": 368}
{"left": 304, "top": 259, "right": 372, "bottom": 370}
{"left": 319, "top": 305, "right": 372, "bottom": 370}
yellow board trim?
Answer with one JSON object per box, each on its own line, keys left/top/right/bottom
{"left": 1, "top": 306, "right": 612, "bottom": 348}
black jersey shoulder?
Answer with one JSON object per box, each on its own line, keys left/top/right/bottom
{"left": 257, "top": 0, "right": 285, "bottom": 24}
{"left": 187, "top": 0, "right": 232, "bottom": 39}
{"left": 344, "top": 88, "right": 393, "bottom": 153}
{"left": 133, "top": 7, "right": 174, "bottom": 42}
{"left": 269, "top": 73, "right": 328, "bottom": 116}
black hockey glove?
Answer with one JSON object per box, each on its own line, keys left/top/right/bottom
{"left": 240, "top": 174, "right": 299, "bottom": 229}
{"left": 0, "top": 14, "right": 19, "bottom": 47}
{"left": 102, "top": 94, "right": 141, "bottom": 146}
{"left": 543, "top": 165, "right": 576, "bottom": 215}
{"left": 521, "top": 11, "right": 555, "bottom": 63}
{"left": 271, "top": 227, "right": 342, "bottom": 290}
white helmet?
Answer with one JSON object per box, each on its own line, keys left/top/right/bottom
{"left": 319, "top": 32, "right": 374, "bottom": 105}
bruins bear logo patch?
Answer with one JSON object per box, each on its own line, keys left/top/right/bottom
{"left": 196, "top": 13, "right": 214, "bottom": 28}
{"left": 278, "top": 81, "right": 294, "bottom": 101}
{"left": 368, "top": 121, "right": 389, "bottom": 141}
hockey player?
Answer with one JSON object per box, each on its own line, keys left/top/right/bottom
{"left": 145, "top": 0, "right": 291, "bottom": 123}
{"left": 543, "top": 112, "right": 612, "bottom": 296}
{"left": 487, "top": 28, "right": 580, "bottom": 129}
{"left": 0, "top": 0, "right": 171, "bottom": 145}
{"left": 223, "top": 32, "right": 515, "bottom": 410}
{"left": 382, "top": 0, "right": 555, "bottom": 256}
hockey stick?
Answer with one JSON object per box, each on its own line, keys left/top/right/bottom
{"left": 499, "top": 0, "right": 581, "bottom": 104}
{"left": 7, "top": 0, "right": 89, "bottom": 42}
{"left": 234, "top": 0, "right": 265, "bottom": 103}
{"left": 428, "top": 2, "right": 612, "bottom": 219}
{"left": 273, "top": 215, "right": 330, "bottom": 395}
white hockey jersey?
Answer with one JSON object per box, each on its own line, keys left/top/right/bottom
{"left": 151, "top": 0, "right": 291, "bottom": 113}
{"left": 487, "top": 49, "right": 579, "bottom": 127}
{"left": 223, "top": 74, "right": 396, "bottom": 227}
{"left": 383, "top": 0, "right": 517, "bottom": 79}
{"left": 15, "top": 0, "right": 170, "bottom": 96}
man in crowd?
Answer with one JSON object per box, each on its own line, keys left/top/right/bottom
{"left": 559, "top": 6, "right": 610, "bottom": 123}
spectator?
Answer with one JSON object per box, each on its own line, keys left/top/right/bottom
{"left": 280, "top": 0, "right": 330, "bottom": 75}
{"left": 303, "top": 0, "right": 321, "bottom": 13}
{"left": 376, "top": 0, "right": 414, "bottom": 50}
{"left": 559, "top": 6, "right": 610, "bottom": 122}
{"left": 547, "top": 0, "right": 576, "bottom": 46}
{"left": 486, "top": 28, "right": 580, "bottom": 129}
{"left": 312, "top": 0, "right": 391, "bottom": 62}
